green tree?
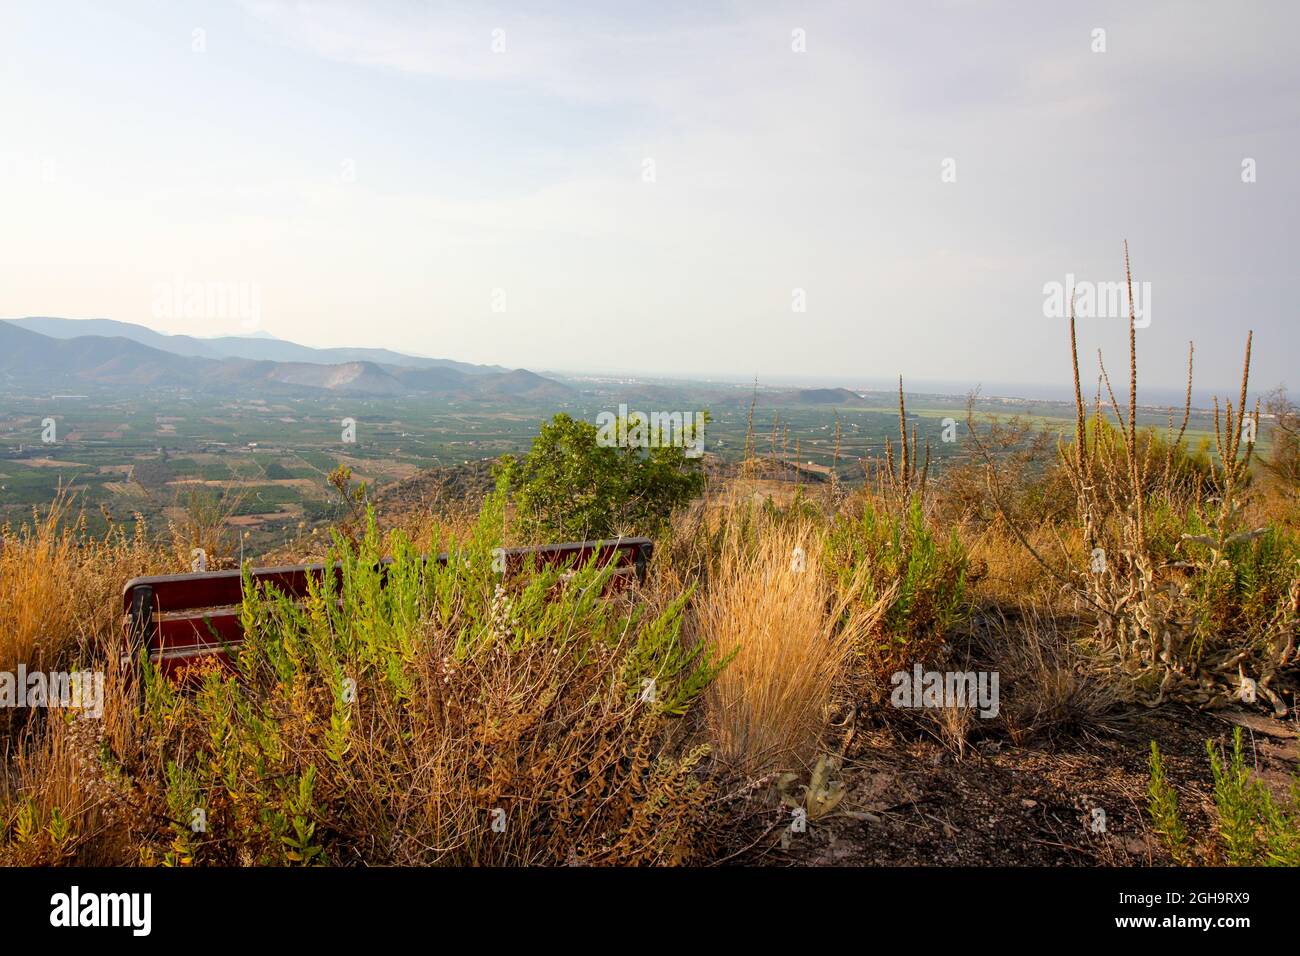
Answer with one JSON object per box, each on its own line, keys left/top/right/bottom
{"left": 498, "top": 412, "right": 707, "bottom": 541}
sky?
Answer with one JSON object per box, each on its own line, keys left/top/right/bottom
{"left": 0, "top": 1, "right": 1295, "bottom": 400}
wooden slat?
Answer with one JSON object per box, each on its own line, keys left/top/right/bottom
{"left": 122, "top": 537, "right": 650, "bottom": 616}
{"left": 155, "top": 608, "right": 244, "bottom": 650}
{"left": 123, "top": 538, "right": 653, "bottom": 671}
{"left": 122, "top": 564, "right": 339, "bottom": 616}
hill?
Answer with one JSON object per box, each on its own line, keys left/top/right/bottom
{"left": 0, "top": 321, "right": 568, "bottom": 400}
{"left": 0, "top": 321, "right": 201, "bottom": 387}
{"left": 6, "top": 317, "right": 505, "bottom": 375}
{"left": 789, "top": 387, "right": 868, "bottom": 406}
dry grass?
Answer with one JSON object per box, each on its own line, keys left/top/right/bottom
{"left": 0, "top": 495, "right": 172, "bottom": 675}
{"left": 965, "top": 522, "right": 1082, "bottom": 612}
{"left": 694, "top": 505, "right": 886, "bottom": 773}
{"left": 2, "top": 503, "right": 721, "bottom": 867}
{"left": 973, "top": 603, "right": 1117, "bottom": 746}
{"left": 2, "top": 657, "right": 138, "bottom": 866}
{"left": 0, "top": 496, "right": 175, "bottom": 863}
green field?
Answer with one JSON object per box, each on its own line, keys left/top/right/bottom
{"left": 0, "top": 381, "right": 1226, "bottom": 553}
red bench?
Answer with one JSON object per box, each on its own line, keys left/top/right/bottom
{"left": 122, "top": 537, "right": 653, "bottom": 677}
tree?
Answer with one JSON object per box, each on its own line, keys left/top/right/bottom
{"left": 497, "top": 412, "right": 706, "bottom": 541}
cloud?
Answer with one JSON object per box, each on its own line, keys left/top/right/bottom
{"left": 2, "top": 1, "right": 1293, "bottom": 389}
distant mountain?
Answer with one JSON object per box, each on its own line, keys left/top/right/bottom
{"left": 0, "top": 321, "right": 199, "bottom": 386}
{"left": 475, "top": 368, "right": 578, "bottom": 401}
{"left": 8, "top": 316, "right": 224, "bottom": 359}
{"left": 6, "top": 317, "right": 505, "bottom": 375}
{"left": 789, "top": 387, "right": 868, "bottom": 406}
{"left": 0, "top": 321, "right": 569, "bottom": 400}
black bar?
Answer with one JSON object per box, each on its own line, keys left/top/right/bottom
{"left": 0, "top": 865, "right": 1282, "bottom": 943}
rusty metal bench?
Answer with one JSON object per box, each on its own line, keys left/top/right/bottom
{"left": 122, "top": 537, "right": 653, "bottom": 676}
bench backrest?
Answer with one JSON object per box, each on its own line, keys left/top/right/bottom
{"left": 122, "top": 537, "right": 652, "bottom": 676}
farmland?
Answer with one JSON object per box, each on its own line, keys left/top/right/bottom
{"left": 0, "top": 378, "right": 1226, "bottom": 555}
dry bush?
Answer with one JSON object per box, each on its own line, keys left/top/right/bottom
{"left": 694, "top": 509, "right": 876, "bottom": 773}
{"left": 0, "top": 495, "right": 173, "bottom": 674}
{"left": 971, "top": 604, "right": 1117, "bottom": 745}
{"left": 899, "top": 602, "right": 1115, "bottom": 756}
{"left": 931, "top": 414, "right": 1070, "bottom": 531}
{"left": 968, "top": 245, "right": 1299, "bottom": 715}
{"left": 164, "top": 486, "right": 244, "bottom": 571}
{"left": 372, "top": 469, "right": 492, "bottom": 554}
{"left": 1260, "top": 387, "right": 1299, "bottom": 488}
{"left": 2, "top": 500, "right": 723, "bottom": 866}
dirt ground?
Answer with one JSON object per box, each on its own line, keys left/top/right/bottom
{"left": 725, "top": 703, "right": 1299, "bottom": 866}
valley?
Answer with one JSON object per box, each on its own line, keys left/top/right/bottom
{"left": 0, "top": 364, "right": 1224, "bottom": 555}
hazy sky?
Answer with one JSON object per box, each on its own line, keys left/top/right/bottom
{"left": 1, "top": 1, "right": 1294, "bottom": 397}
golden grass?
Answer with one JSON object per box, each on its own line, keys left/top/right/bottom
{"left": 2, "top": 657, "right": 138, "bottom": 866}
{"left": 694, "top": 507, "right": 885, "bottom": 773}
{"left": 0, "top": 503, "right": 78, "bottom": 674}
{"left": 0, "top": 496, "right": 172, "bottom": 674}
{"left": 965, "top": 521, "right": 1083, "bottom": 612}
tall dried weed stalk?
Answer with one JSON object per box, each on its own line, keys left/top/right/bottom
{"left": 1010, "top": 243, "right": 1297, "bottom": 712}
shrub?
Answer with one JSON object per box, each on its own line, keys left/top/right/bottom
{"left": 1261, "top": 387, "right": 1299, "bottom": 487}
{"left": 824, "top": 494, "right": 968, "bottom": 676}
{"left": 1148, "top": 728, "right": 1300, "bottom": 866}
{"left": 931, "top": 414, "right": 1069, "bottom": 530}
{"left": 973, "top": 604, "right": 1115, "bottom": 746}
{"left": 497, "top": 413, "right": 705, "bottom": 542}
{"left": 1146, "top": 741, "right": 1191, "bottom": 865}
{"left": 1178, "top": 523, "right": 1299, "bottom": 668}
{"left": 976, "top": 245, "right": 1300, "bottom": 713}
{"left": 3, "top": 499, "right": 727, "bottom": 866}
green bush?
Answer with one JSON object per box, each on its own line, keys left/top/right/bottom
{"left": 1178, "top": 523, "right": 1300, "bottom": 666}
{"left": 119, "top": 499, "right": 725, "bottom": 866}
{"left": 497, "top": 412, "right": 706, "bottom": 542}
{"left": 1148, "top": 728, "right": 1300, "bottom": 866}
{"left": 825, "top": 494, "right": 968, "bottom": 667}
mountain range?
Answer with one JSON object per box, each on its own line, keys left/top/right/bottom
{"left": 0, "top": 318, "right": 569, "bottom": 400}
